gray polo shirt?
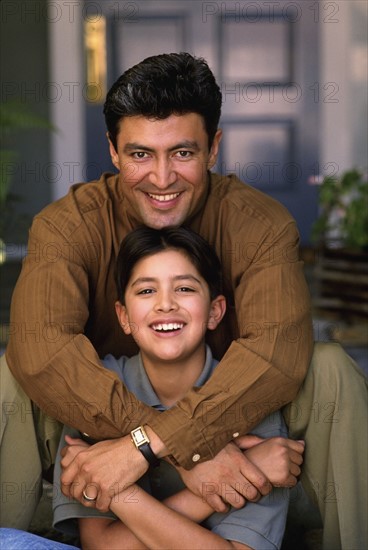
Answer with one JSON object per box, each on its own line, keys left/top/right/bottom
{"left": 53, "top": 346, "right": 289, "bottom": 549}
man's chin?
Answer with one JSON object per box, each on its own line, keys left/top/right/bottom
{"left": 143, "top": 213, "right": 187, "bottom": 229}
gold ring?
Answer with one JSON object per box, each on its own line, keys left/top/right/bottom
{"left": 82, "top": 489, "right": 97, "bottom": 502}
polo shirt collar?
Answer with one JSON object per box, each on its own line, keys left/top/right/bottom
{"left": 126, "top": 345, "right": 217, "bottom": 411}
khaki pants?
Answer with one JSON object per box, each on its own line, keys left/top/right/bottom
{"left": 1, "top": 344, "right": 367, "bottom": 549}
{"left": 0, "top": 354, "right": 62, "bottom": 529}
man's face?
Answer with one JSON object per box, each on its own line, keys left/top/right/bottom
{"left": 108, "top": 113, "right": 222, "bottom": 228}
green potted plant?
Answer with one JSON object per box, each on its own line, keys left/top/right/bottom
{"left": 0, "top": 100, "right": 53, "bottom": 258}
{"left": 310, "top": 168, "right": 368, "bottom": 323}
{"left": 311, "top": 168, "right": 368, "bottom": 250}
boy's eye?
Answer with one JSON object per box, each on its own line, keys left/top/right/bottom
{"left": 132, "top": 152, "right": 149, "bottom": 159}
{"left": 177, "top": 286, "right": 195, "bottom": 293}
{"left": 137, "top": 288, "right": 155, "bottom": 295}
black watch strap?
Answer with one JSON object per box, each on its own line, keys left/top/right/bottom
{"left": 131, "top": 426, "right": 160, "bottom": 468}
{"left": 137, "top": 442, "right": 160, "bottom": 468}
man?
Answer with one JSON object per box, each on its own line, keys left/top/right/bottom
{"left": 1, "top": 53, "right": 367, "bottom": 549}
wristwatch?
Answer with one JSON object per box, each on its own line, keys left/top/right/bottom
{"left": 130, "top": 426, "right": 160, "bottom": 468}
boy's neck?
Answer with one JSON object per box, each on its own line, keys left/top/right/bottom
{"left": 140, "top": 346, "right": 207, "bottom": 408}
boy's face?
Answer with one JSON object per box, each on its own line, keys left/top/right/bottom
{"left": 108, "top": 113, "right": 222, "bottom": 229}
{"left": 115, "top": 249, "right": 225, "bottom": 368}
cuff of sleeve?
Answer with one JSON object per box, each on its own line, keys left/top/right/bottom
{"left": 148, "top": 405, "right": 220, "bottom": 469}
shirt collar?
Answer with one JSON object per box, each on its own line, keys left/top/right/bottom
{"left": 125, "top": 345, "right": 217, "bottom": 411}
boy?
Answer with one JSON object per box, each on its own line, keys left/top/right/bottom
{"left": 53, "top": 226, "right": 303, "bottom": 549}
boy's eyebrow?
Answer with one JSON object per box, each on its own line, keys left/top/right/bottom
{"left": 174, "top": 274, "right": 203, "bottom": 285}
{"left": 123, "top": 140, "right": 200, "bottom": 153}
{"left": 130, "top": 274, "right": 203, "bottom": 287}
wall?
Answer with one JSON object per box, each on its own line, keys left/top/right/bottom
{"left": 320, "top": 0, "right": 368, "bottom": 174}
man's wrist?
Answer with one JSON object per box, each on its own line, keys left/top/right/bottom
{"left": 144, "top": 425, "right": 169, "bottom": 459}
{"left": 130, "top": 426, "right": 160, "bottom": 467}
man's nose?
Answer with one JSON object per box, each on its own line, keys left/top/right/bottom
{"left": 148, "top": 158, "right": 177, "bottom": 189}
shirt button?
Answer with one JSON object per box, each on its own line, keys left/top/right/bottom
{"left": 233, "top": 432, "right": 240, "bottom": 438}
{"left": 192, "top": 453, "right": 201, "bottom": 462}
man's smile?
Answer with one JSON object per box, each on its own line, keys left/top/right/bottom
{"left": 147, "top": 192, "right": 181, "bottom": 202}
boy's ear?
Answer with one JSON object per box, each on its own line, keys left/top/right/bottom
{"left": 115, "top": 301, "right": 132, "bottom": 335}
{"left": 107, "top": 133, "right": 120, "bottom": 171}
{"left": 207, "top": 295, "right": 226, "bottom": 330}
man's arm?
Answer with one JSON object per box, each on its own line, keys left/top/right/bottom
{"left": 8, "top": 193, "right": 312, "bottom": 466}
{"left": 148, "top": 220, "right": 313, "bottom": 467}
{"left": 7, "top": 211, "right": 158, "bottom": 438}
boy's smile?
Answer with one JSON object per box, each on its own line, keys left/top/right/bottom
{"left": 115, "top": 249, "right": 225, "bottom": 401}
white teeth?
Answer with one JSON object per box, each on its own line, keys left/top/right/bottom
{"left": 152, "top": 323, "right": 184, "bottom": 332}
{"left": 148, "top": 193, "right": 180, "bottom": 202}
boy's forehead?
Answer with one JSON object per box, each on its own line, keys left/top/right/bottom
{"left": 131, "top": 249, "right": 203, "bottom": 280}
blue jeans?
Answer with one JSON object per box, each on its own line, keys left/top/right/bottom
{"left": 0, "top": 529, "right": 79, "bottom": 549}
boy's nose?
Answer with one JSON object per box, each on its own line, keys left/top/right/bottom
{"left": 154, "top": 291, "right": 179, "bottom": 312}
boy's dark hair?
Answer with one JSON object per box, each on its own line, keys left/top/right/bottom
{"left": 104, "top": 52, "right": 222, "bottom": 149}
{"left": 115, "top": 226, "right": 223, "bottom": 304}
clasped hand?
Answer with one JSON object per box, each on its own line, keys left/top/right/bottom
{"left": 60, "top": 433, "right": 304, "bottom": 513}
{"left": 60, "top": 434, "right": 149, "bottom": 512}
{"left": 178, "top": 435, "right": 304, "bottom": 512}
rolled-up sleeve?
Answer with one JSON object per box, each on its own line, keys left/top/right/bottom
{"left": 7, "top": 215, "right": 158, "bottom": 439}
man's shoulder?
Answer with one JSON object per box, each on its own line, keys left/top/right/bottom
{"left": 208, "top": 172, "right": 294, "bottom": 226}
{"left": 33, "top": 173, "right": 120, "bottom": 236}
{"left": 39, "top": 172, "right": 119, "bottom": 216}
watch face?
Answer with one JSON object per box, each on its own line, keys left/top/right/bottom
{"left": 132, "top": 427, "right": 149, "bottom": 447}
{"left": 135, "top": 429, "right": 146, "bottom": 445}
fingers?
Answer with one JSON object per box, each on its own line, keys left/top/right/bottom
{"left": 233, "top": 435, "right": 264, "bottom": 450}
{"left": 203, "top": 481, "right": 246, "bottom": 510}
{"left": 284, "top": 438, "right": 305, "bottom": 455}
{"left": 64, "top": 435, "right": 90, "bottom": 447}
{"left": 239, "top": 457, "right": 272, "bottom": 499}
{"left": 203, "top": 493, "right": 230, "bottom": 514}
{"left": 61, "top": 468, "right": 112, "bottom": 512}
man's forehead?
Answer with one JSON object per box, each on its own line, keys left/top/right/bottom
{"left": 116, "top": 112, "right": 206, "bottom": 139}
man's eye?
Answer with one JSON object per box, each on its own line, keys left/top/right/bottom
{"left": 175, "top": 151, "right": 192, "bottom": 158}
{"left": 132, "top": 152, "right": 148, "bottom": 159}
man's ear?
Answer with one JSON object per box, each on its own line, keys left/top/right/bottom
{"left": 207, "top": 129, "right": 222, "bottom": 170}
{"left": 107, "top": 133, "right": 120, "bottom": 171}
{"left": 115, "top": 301, "right": 132, "bottom": 335}
{"left": 207, "top": 294, "right": 226, "bottom": 330}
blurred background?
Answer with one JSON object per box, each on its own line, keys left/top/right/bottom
{"left": 2, "top": 0, "right": 367, "bottom": 352}
{"left": 0, "top": 1, "right": 367, "bottom": 547}
{"left": 1, "top": 0, "right": 367, "bottom": 334}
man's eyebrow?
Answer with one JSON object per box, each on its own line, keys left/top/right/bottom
{"left": 124, "top": 143, "right": 154, "bottom": 153}
{"left": 123, "top": 140, "right": 200, "bottom": 153}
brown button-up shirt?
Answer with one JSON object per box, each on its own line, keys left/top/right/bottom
{"left": 7, "top": 172, "right": 313, "bottom": 468}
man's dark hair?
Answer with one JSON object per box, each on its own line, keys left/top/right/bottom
{"left": 104, "top": 52, "right": 222, "bottom": 149}
{"left": 115, "top": 226, "right": 223, "bottom": 304}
